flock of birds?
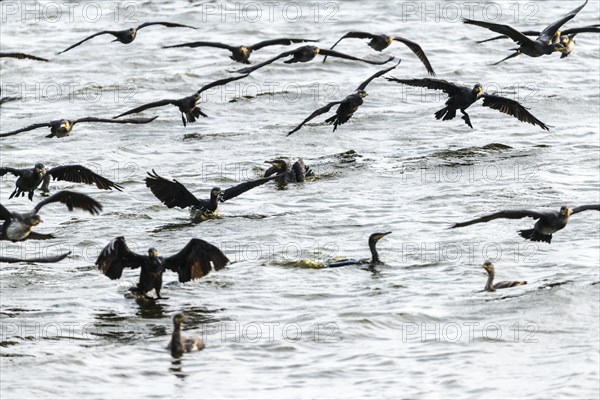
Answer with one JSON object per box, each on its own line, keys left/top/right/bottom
{"left": 1, "top": 1, "right": 599, "bottom": 356}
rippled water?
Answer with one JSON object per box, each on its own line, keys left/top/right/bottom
{"left": 1, "top": 1, "right": 599, "bottom": 399}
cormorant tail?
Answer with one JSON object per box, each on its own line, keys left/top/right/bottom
{"left": 435, "top": 107, "right": 455, "bottom": 121}
{"left": 519, "top": 229, "right": 552, "bottom": 243}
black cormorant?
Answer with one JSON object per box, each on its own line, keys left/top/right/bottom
{"left": 463, "top": 0, "right": 588, "bottom": 64}
{"left": 58, "top": 22, "right": 197, "bottom": 54}
{"left": 451, "top": 204, "right": 600, "bottom": 243}
{"left": 0, "top": 116, "right": 157, "bottom": 138}
{"left": 0, "top": 52, "right": 49, "bottom": 62}
{"left": 0, "top": 191, "right": 102, "bottom": 242}
{"left": 233, "top": 45, "right": 394, "bottom": 75}
{"left": 0, "top": 163, "right": 122, "bottom": 200}
{"left": 164, "top": 38, "right": 318, "bottom": 64}
{"left": 327, "top": 232, "right": 391, "bottom": 267}
{"left": 0, "top": 97, "right": 19, "bottom": 106}
{"left": 323, "top": 32, "right": 435, "bottom": 75}
{"left": 386, "top": 77, "right": 549, "bottom": 130}
{"left": 168, "top": 313, "right": 204, "bottom": 357}
{"left": 0, "top": 251, "right": 71, "bottom": 264}
{"left": 482, "top": 261, "right": 527, "bottom": 291}
{"left": 96, "top": 236, "right": 229, "bottom": 299}
{"left": 288, "top": 61, "right": 400, "bottom": 135}
{"left": 264, "top": 159, "right": 314, "bottom": 183}
{"left": 113, "top": 74, "right": 249, "bottom": 126}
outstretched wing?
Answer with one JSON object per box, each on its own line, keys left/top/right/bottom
{"left": 113, "top": 100, "right": 177, "bottom": 118}
{"left": 451, "top": 210, "right": 546, "bottom": 228}
{"left": 318, "top": 49, "right": 394, "bottom": 65}
{"left": 323, "top": 31, "right": 377, "bottom": 63}
{"left": 163, "top": 41, "right": 235, "bottom": 50}
{"left": 463, "top": 18, "right": 534, "bottom": 46}
{"left": 477, "top": 30, "right": 541, "bottom": 43}
{"left": 0, "top": 121, "right": 53, "bottom": 137}
{"left": 386, "top": 77, "right": 462, "bottom": 95}
{"left": 250, "top": 38, "right": 318, "bottom": 50}
{"left": 34, "top": 190, "right": 102, "bottom": 214}
{"left": 562, "top": 24, "right": 600, "bottom": 36}
{"left": 58, "top": 31, "right": 115, "bottom": 54}
{"left": 197, "top": 73, "right": 250, "bottom": 95}
{"left": 0, "top": 167, "right": 24, "bottom": 178}
{"left": 538, "top": 0, "right": 588, "bottom": 43}
{"left": 233, "top": 49, "right": 298, "bottom": 74}
{"left": 96, "top": 236, "right": 146, "bottom": 279}
{"left": 0, "top": 204, "right": 12, "bottom": 220}
{"left": 47, "top": 165, "right": 123, "bottom": 191}
{"left": 571, "top": 204, "right": 600, "bottom": 214}
{"left": 0, "top": 251, "right": 70, "bottom": 263}
{"left": 481, "top": 94, "right": 549, "bottom": 130}
{"left": 0, "top": 52, "right": 49, "bottom": 62}
{"left": 392, "top": 36, "right": 435, "bottom": 76}
{"left": 74, "top": 116, "right": 157, "bottom": 125}
{"left": 221, "top": 173, "right": 284, "bottom": 202}
{"left": 137, "top": 21, "right": 197, "bottom": 30}
{"left": 356, "top": 60, "right": 401, "bottom": 91}
{"left": 287, "top": 101, "right": 342, "bottom": 136}
{"left": 145, "top": 170, "right": 203, "bottom": 209}
{"left": 163, "top": 238, "right": 230, "bottom": 282}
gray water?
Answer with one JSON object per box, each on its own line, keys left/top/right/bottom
{"left": 1, "top": 1, "right": 599, "bottom": 398}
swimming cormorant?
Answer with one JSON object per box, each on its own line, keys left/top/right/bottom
{"left": 463, "top": 0, "right": 588, "bottom": 64}
{"left": 0, "top": 116, "right": 157, "bottom": 138}
{"left": 58, "top": 22, "right": 197, "bottom": 54}
{"left": 0, "top": 52, "right": 49, "bottom": 62}
{"left": 168, "top": 313, "right": 204, "bottom": 357}
{"left": 0, "top": 163, "right": 123, "bottom": 200}
{"left": 0, "top": 191, "right": 102, "bottom": 242}
{"left": 288, "top": 61, "right": 400, "bottom": 135}
{"left": 322, "top": 32, "right": 435, "bottom": 75}
{"left": 113, "top": 74, "right": 249, "bottom": 126}
{"left": 0, "top": 251, "right": 71, "bottom": 264}
{"left": 164, "top": 38, "right": 318, "bottom": 64}
{"left": 327, "top": 232, "right": 391, "bottom": 267}
{"left": 386, "top": 77, "right": 549, "bottom": 130}
{"left": 96, "top": 236, "right": 229, "bottom": 299}
{"left": 451, "top": 204, "right": 600, "bottom": 243}
{"left": 264, "top": 159, "right": 314, "bottom": 183}
{"left": 233, "top": 45, "right": 394, "bottom": 75}
{"left": 482, "top": 261, "right": 527, "bottom": 291}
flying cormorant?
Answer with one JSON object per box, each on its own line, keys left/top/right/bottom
{"left": 0, "top": 52, "right": 49, "bottom": 62}
{"left": 0, "top": 251, "right": 71, "bottom": 264}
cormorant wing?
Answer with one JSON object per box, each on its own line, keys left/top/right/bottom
{"left": 0, "top": 121, "right": 53, "bottom": 137}
{"left": 451, "top": 210, "right": 547, "bottom": 228}
{"left": 385, "top": 77, "right": 462, "bottom": 95}
{"left": 292, "top": 159, "right": 312, "bottom": 181}
{"left": 74, "top": 116, "right": 158, "bottom": 125}
{"left": 33, "top": 190, "right": 102, "bottom": 214}
{"left": 0, "top": 251, "right": 70, "bottom": 263}
{"left": 96, "top": 236, "right": 146, "bottom": 279}
{"left": 562, "top": 24, "right": 600, "bottom": 36}
{"left": 0, "top": 204, "right": 12, "bottom": 220}
{"left": 0, "top": 52, "right": 49, "bottom": 62}
{"left": 145, "top": 170, "right": 204, "bottom": 209}
{"left": 163, "top": 238, "right": 230, "bottom": 282}
{"left": 322, "top": 31, "right": 377, "bottom": 63}
{"left": 0, "top": 97, "right": 19, "bottom": 105}
{"left": 0, "top": 167, "right": 24, "bottom": 178}
{"left": 318, "top": 49, "right": 394, "bottom": 65}
{"left": 478, "top": 31, "right": 542, "bottom": 43}
{"left": 233, "top": 49, "right": 298, "bottom": 74}
{"left": 287, "top": 101, "right": 343, "bottom": 136}
{"left": 250, "top": 38, "right": 318, "bottom": 50}
{"left": 355, "top": 60, "right": 401, "bottom": 91}
{"left": 481, "top": 94, "right": 549, "bottom": 130}
{"left": 538, "top": 0, "right": 588, "bottom": 43}
{"left": 113, "top": 100, "right": 179, "bottom": 119}
{"left": 58, "top": 31, "right": 116, "bottom": 54}
{"left": 136, "top": 22, "right": 197, "bottom": 30}
{"left": 463, "top": 19, "right": 534, "bottom": 46}
{"left": 392, "top": 36, "right": 435, "bottom": 75}
{"left": 571, "top": 204, "right": 600, "bottom": 214}
{"left": 197, "top": 73, "right": 250, "bottom": 95}
{"left": 47, "top": 165, "right": 123, "bottom": 191}
{"left": 220, "top": 173, "right": 284, "bottom": 202}
{"left": 163, "top": 41, "right": 235, "bottom": 50}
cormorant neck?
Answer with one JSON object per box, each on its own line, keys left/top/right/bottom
{"left": 209, "top": 192, "right": 220, "bottom": 210}
{"left": 369, "top": 241, "right": 380, "bottom": 264}
{"left": 171, "top": 322, "right": 184, "bottom": 355}
{"left": 485, "top": 270, "right": 495, "bottom": 291}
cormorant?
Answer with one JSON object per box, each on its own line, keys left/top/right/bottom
{"left": 386, "top": 77, "right": 549, "bottom": 130}
{"left": 463, "top": 0, "right": 588, "bottom": 64}
{"left": 0, "top": 116, "right": 157, "bottom": 138}
{"left": 0, "top": 52, "right": 49, "bottom": 62}
{"left": 0, "top": 191, "right": 102, "bottom": 242}
{"left": 233, "top": 45, "right": 394, "bottom": 75}
{"left": 451, "top": 204, "right": 600, "bottom": 243}
{"left": 323, "top": 32, "right": 435, "bottom": 75}
{"left": 0, "top": 163, "right": 123, "bottom": 200}
{"left": 96, "top": 236, "right": 229, "bottom": 299}
{"left": 164, "top": 38, "right": 318, "bottom": 64}
{"left": 482, "top": 261, "right": 527, "bottom": 291}
{"left": 288, "top": 61, "right": 400, "bottom": 135}
{"left": 168, "top": 313, "right": 204, "bottom": 357}
{"left": 58, "top": 22, "right": 197, "bottom": 54}
{"left": 145, "top": 169, "right": 284, "bottom": 218}
{"left": 0, "top": 251, "right": 71, "bottom": 264}
{"left": 327, "top": 232, "right": 391, "bottom": 267}
{"left": 113, "top": 74, "right": 249, "bottom": 126}
{"left": 264, "top": 159, "right": 314, "bottom": 183}
{"left": 0, "top": 97, "right": 19, "bottom": 106}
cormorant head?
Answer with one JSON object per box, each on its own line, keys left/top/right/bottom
{"left": 34, "top": 163, "right": 46, "bottom": 174}
{"left": 211, "top": 187, "right": 223, "bottom": 200}
{"left": 28, "top": 214, "right": 42, "bottom": 226}
{"left": 240, "top": 46, "right": 249, "bottom": 55}
{"left": 481, "top": 260, "right": 495, "bottom": 274}
{"left": 59, "top": 120, "right": 72, "bottom": 132}
{"left": 560, "top": 206, "right": 572, "bottom": 217}
{"left": 265, "top": 159, "right": 286, "bottom": 170}
{"left": 148, "top": 248, "right": 158, "bottom": 257}
{"left": 173, "top": 313, "right": 186, "bottom": 325}
{"left": 472, "top": 83, "right": 483, "bottom": 96}
{"left": 313, "top": 47, "right": 320, "bottom": 55}
{"left": 553, "top": 42, "right": 567, "bottom": 52}
{"left": 385, "top": 36, "right": 394, "bottom": 45}
{"left": 191, "top": 93, "right": 201, "bottom": 103}
{"left": 369, "top": 232, "right": 391, "bottom": 246}
{"left": 358, "top": 90, "right": 368, "bottom": 99}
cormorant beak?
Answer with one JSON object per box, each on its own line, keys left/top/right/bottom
{"left": 375, "top": 231, "right": 392, "bottom": 241}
